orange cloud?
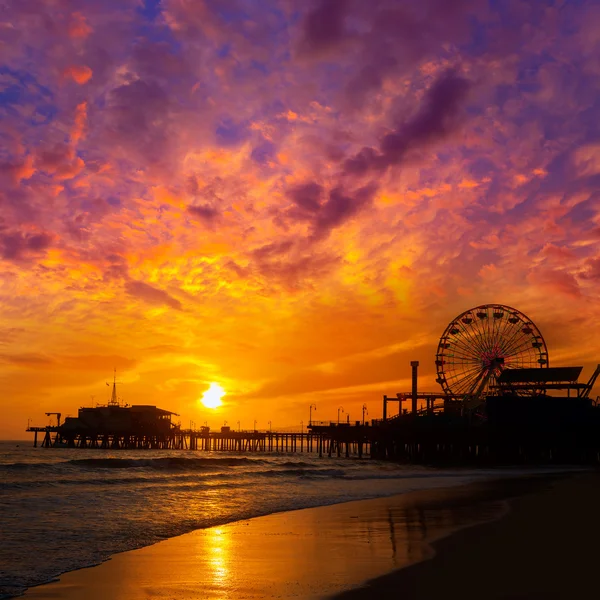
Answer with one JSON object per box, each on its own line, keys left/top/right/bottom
{"left": 68, "top": 12, "right": 93, "bottom": 39}
{"left": 64, "top": 65, "right": 93, "bottom": 85}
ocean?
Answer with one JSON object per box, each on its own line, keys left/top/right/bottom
{"left": 0, "top": 440, "right": 569, "bottom": 598}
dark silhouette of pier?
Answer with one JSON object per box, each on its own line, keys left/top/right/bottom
{"left": 27, "top": 424, "right": 372, "bottom": 458}
{"left": 26, "top": 304, "right": 600, "bottom": 464}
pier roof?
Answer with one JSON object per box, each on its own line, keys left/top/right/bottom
{"left": 497, "top": 367, "right": 583, "bottom": 384}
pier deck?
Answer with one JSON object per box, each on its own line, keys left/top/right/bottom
{"left": 25, "top": 425, "right": 372, "bottom": 457}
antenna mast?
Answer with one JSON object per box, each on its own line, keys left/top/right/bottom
{"left": 109, "top": 368, "right": 118, "bottom": 406}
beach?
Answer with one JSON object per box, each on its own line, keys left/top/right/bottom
{"left": 337, "top": 470, "right": 599, "bottom": 600}
{"left": 20, "top": 472, "right": 583, "bottom": 600}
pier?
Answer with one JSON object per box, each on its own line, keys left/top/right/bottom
{"left": 25, "top": 304, "right": 600, "bottom": 465}
{"left": 26, "top": 424, "right": 372, "bottom": 458}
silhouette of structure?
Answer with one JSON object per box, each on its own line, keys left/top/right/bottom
{"left": 363, "top": 304, "right": 600, "bottom": 463}
{"left": 26, "top": 305, "right": 600, "bottom": 464}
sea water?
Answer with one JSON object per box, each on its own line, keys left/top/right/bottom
{"left": 0, "top": 439, "right": 564, "bottom": 598}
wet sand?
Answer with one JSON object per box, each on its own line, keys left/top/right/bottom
{"left": 22, "top": 474, "right": 570, "bottom": 600}
{"left": 336, "top": 471, "right": 599, "bottom": 600}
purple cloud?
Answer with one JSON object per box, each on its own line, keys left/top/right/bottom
{"left": 299, "top": 0, "right": 350, "bottom": 55}
{"left": 344, "top": 69, "right": 471, "bottom": 175}
{"left": 124, "top": 281, "right": 183, "bottom": 310}
{"left": 0, "top": 231, "right": 52, "bottom": 260}
{"left": 187, "top": 204, "right": 220, "bottom": 223}
{"left": 312, "top": 183, "right": 378, "bottom": 239}
{"left": 287, "top": 182, "right": 323, "bottom": 213}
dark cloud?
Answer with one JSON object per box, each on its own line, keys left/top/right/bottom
{"left": 312, "top": 183, "right": 378, "bottom": 239}
{"left": 124, "top": 281, "right": 183, "bottom": 310}
{"left": 0, "top": 231, "right": 52, "bottom": 260}
{"left": 109, "top": 79, "right": 169, "bottom": 135}
{"left": 287, "top": 182, "right": 323, "bottom": 213}
{"left": 299, "top": 0, "right": 350, "bottom": 55}
{"left": 103, "top": 79, "right": 174, "bottom": 168}
{"left": 187, "top": 204, "right": 220, "bottom": 223}
{"left": 281, "top": 181, "right": 377, "bottom": 240}
{"left": 35, "top": 143, "right": 83, "bottom": 180}
{"left": 252, "top": 240, "right": 294, "bottom": 260}
{"left": 299, "top": 0, "right": 481, "bottom": 108}
{"left": 344, "top": 69, "right": 471, "bottom": 175}
{"left": 131, "top": 39, "right": 190, "bottom": 80}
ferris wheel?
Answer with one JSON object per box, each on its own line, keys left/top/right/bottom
{"left": 436, "top": 304, "right": 548, "bottom": 398}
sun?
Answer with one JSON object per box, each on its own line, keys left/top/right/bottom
{"left": 200, "top": 382, "right": 225, "bottom": 409}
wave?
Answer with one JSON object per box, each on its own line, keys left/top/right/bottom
{"left": 0, "top": 456, "right": 266, "bottom": 472}
{"left": 256, "top": 467, "right": 347, "bottom": 479}
{"left": 70, "top": 456, "right": 267, "bottom": 470}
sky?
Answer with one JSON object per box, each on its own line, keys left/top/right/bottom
{"left": 1, "top": 0, "right": 600, "bottom": 438}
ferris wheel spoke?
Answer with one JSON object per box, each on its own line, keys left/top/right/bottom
{"left": 454, "top": 368, "right": 487, "bottom": 396}
{"left": 498, "top": 312, "right": 522, "bottom": 346}
{"left": 444, "top": 333, "right": 484, "bottom": 363}
{"left": 506, "top": 321, "right": 544, "bottom": 359}
{"left": 467, "top": 310, "right": 489, "bottom": 355}
{"left": 444, "top": 343, "right": 483, "bottom": 364}
{"left": 444, "top": 362, "right": 484, "bottom": 382}
{"left": 503, "top": 348, "right": 531, "bottom": 366}
{"left": 494, "top": 313, "right": 513, "bottom": 353}
{"left": 480, "top": 306, "right": 497, "bottom": 354}
{"left": 503, "top": 334, "right": 539, "bottom": 361}
{"left": 445, "top": 352, "right": 484, "bottom": 366}
{"left": 499, "top": 318, "right": 536, "bottom": 357}
{"left": 444, "top": 369, "right": 484, "bottom": 389}
{"left": 499, "top": 334, "right": 528, "bottom": 360}
{"left": 479, "top": 310, "right": 497, "bottom": 356}
{"left": 457, "top": 321, "right": 489, "bottom": 357}
{"left": 448, "top": 361, "right": 485, "bottom": 383}
{"left": 497, "top": 323, "right": 524, "bottom": 358}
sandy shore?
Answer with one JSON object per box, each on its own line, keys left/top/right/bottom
{"left": 335, "top": 471, "right": 599, "bottom": 600}
{"left": 21, "top": 473, "right": 575, "bottom": 600}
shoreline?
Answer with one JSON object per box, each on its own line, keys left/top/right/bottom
{"left": 333, "top": 470, "right": 599, "bottom": 600}
{"left": 19, "top": 472, "right": 564, "bottom": 600}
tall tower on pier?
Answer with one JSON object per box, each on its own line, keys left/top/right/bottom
{"left": 108, "top": 368, "right": 118, "bottom": 406}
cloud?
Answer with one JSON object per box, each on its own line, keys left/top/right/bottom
{"left": 580, "top": 258, "right": 600, "bottom": 280}
{"left": 312, "top": 184, "right": 378, "bottom": 239}
{"left": 0, "top": 353, "right": 54, "bottom": 367}
{"left": 2, "top": 0, "right": 600, "bottom": 436}
{"left": 528, "top": 268, "right": 582, "bottom": 298}
{"left": 287, "top": 182, "right": 323, "bottom": 213}
{"left": 299, "top": 0, "right": 350, "bottom": 56}
{"left": 0, "top": 231, "right": 53, "bottom": 261}
{"left": 124, "top": 281, "right": 183, "bottom": 310}
{"left": 0, "top": 156, "right": 35, "bottom": 184}
{"left": 68, "top": 12, "right": 93, "bottom": 40}
{"left": 344, "top": 69, "right": 471, "bottom": 175}
{"left": 187, "top": 204, "right": 220, "bottom": 223}
{"left": 63, "top": 65, "right": 93, "bottom": 85}
{"left": 101, "top": 79, "right": 176, "bottom": 169}
{"left": 35, "top": 144, "right": 85, "bottom": 180}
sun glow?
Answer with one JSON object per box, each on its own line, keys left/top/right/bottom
{"left": 200, "top": 382, "right": 225, "bottom": 409}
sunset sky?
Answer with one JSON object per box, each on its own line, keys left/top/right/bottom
{"left": 2, "top": 0, "right": 600, "bottom": 438}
